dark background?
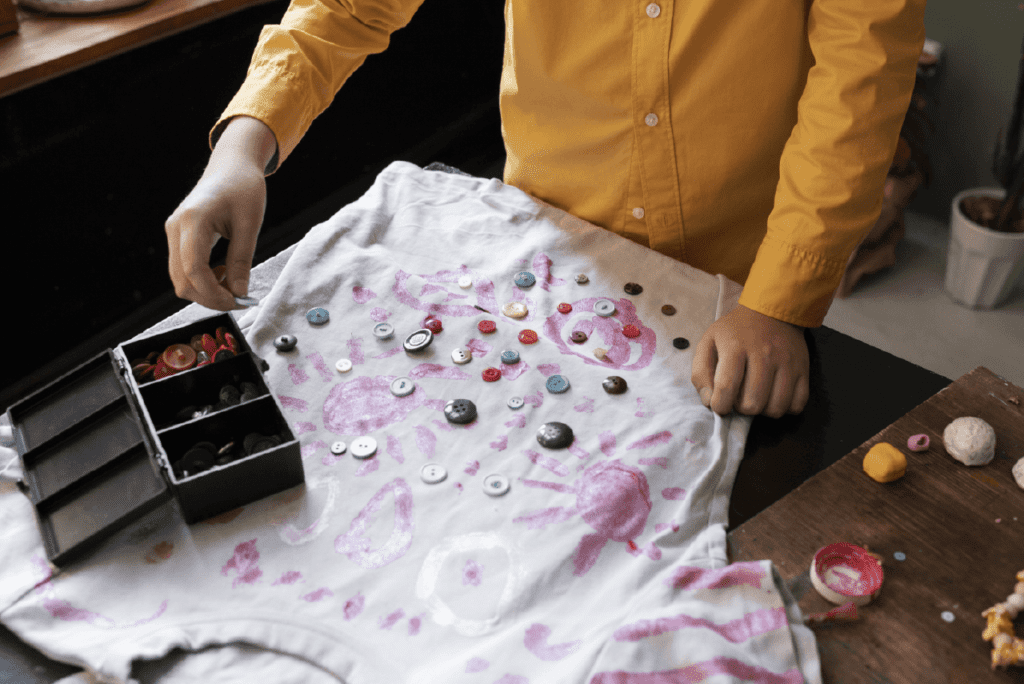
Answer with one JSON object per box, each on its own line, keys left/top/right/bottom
{"left": 0, "top": 0, "right": 508, "bottom": 411}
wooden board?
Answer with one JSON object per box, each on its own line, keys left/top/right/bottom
{"left": 728, "top": 366, "right": 1024, "bottom": 684}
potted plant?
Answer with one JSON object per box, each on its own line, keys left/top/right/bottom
{"left": 946, "top": 32, "right": 1024, "bottom": 309}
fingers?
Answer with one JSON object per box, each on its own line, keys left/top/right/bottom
{"left": 166, "top": 209, "right": 237, "bottom": 312}
{"left": 690, "top": 331, "right": 718, "bottom": 409}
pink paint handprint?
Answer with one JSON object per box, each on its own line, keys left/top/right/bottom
{"left": 542, "top": 298, "right": 656, "bottom": 370}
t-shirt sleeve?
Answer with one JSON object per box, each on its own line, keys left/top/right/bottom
{"left": 209, "top": 0, "right": 429, "bottom": 175}
{"left": 737, "top": 0, "right": 926, "bottom": 328}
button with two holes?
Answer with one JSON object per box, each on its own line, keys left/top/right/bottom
{"left": 507, "top": 396, "right": 525, "bottom": 410}
{"left": 570, "top": 331, "right": 588, "bottom": 344}
{"left": 451, "top": 347, "right": 472, "bottom": 364}
{"left": 350, "top": 437, "right": 377, "bottom": 459}
{"left": 420, "top": 463, "right": 448, "bottom": 484}
{"left": 335, "top": 358, "right": 353, "bottom": 373}
{"left": 390, "top": 377, "right": 415, "bottom": 396}
{"left": 458, "top": 275, "right": 473, "bottom": 289}
{"left": 330, "top": 441, "right": 347, "bottom": 455}
{"left": 624, "top": 283, "right": 643, "bottom": 295}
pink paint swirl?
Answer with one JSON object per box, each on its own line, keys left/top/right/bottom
{"left": 410, "top": 363, "right": 470, "bottom": 380}
{"left": 665, "top": 562, "right": 767, "bottom": 591}
{"left": 323, "top": 375, "right": 435, "bottom": 435}
{"left": 465, "top": 460, "right": 480, "bottom": 475}
{"left": 466, "top": 657, "right": 489, "bottom": 673}
{"left": 542, "top": 297, "right": 656, "bottom": 371}
{"left": 524, "top": 623, "right": 581, "bottom": 661}
{"left": 386, "top": 435, "right": 405, "bottom": 464}
{"left": 414, "top": 425, "right": 437, "bottom": 458}
{"left": 512, "top": 506, "right": 577, "bottom": 530}
{"left": 599, "top": 431, "right": 616, "bottom": 457}
{"left": 465, "top": 338, "right": 492, "bottom": 357}
{"left": 370, "top": 307, "right": 390, "bottom": 322}
{"left": 392, "top": 268, "right": 498, "bottom": 316}
{"left": 532, "top": 252, "right": 567, "bottom": 291}
{"left": 500, "top": 361, "right": 531, "bottom": 381}
{"left": 662, "top": 487, "right": 686, "bottom": 500}
{"left": 288, "top": 364, "right": 310, "bottom": 385}
{"left": 489, "top": 435, "right": 508, "bottom": 451}
{"left": 505, "top": 414, "right": 527, "bottom": 429}
{"left": 380, "top": 609, "right": 405, "bottom": 630}
{"left": 335, "top": 478, "right": 414, "bottom": 568}
{"left": 639, "top": 457, "right": 669, "bottom": 469}
{"left": 347, "top": 337, "right": 365, "bottom": 365}
{"left": 372, "top": 346, "right": 403, "bottom": 359}
{"left": 655, "top": 521, "right": 680, "bottom": 533}
{"left": 635, "top": 397, "right": 654, "bottom": 417}
{"left": 293, "top": 422, "right": 317, "bottom": 435}
{"left": 353, "top": 286, "right": 377, "bottom": 304}
{"left": 573, "top": 397, "right": 595, "bottom": 413}
{"left": 408, "top": 615, "right": 422, "bottom": 635}
{"left": 567, "top": 441, "right": 589, "bottom": 461}
{"left": 523, "top": 390, "right": 544, "bottom": 408}
{"left": 302, "top": 588, "right": 334, "bottom": 602}
{"left": 273, "top": 571, "right": 302, "bottom": 585}
{"left": 356, "top": 459, "right": 380, "bottom": 476}
{"left": 221, "top": 539, "right": 262, "bottom": 588}
{"left": 536, "top": 363, "right": 560, "bottom": 377}
{"left": 343, "top": 592, "right": 364, "bottom": 620}
{"left": 626, "top": 431, "right": 672, "bottom": 450}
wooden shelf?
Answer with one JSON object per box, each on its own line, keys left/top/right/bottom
{"left": 0, "top": 0, "right": 276, "bottom": 98}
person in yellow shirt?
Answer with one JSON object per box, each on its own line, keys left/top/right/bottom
{"left": 165, "top": 0, "right": 926, "bottom": 420}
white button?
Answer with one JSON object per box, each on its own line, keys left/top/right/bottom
{"left": 390, "top": 377, "right": 415, "bottom": 396}
{"left": 594, "top": 299, "right": 617, "bottom": 316}
{"left": 330, "top": 441, "right": 347, "bottom": 455}
{"left": 483, "top": 474, "right": 510, "bottom": 496}
{"left": 373, "top": 322, "right": 395, "bottom": 340}
{"left": 451, "top": 347, "right": 472, "bottom": 364}
{"left": 350, "top": 437, "right": 377, "bottom": 459}
{"left": 507, "top": 396, "right": 524, "bottom": 410}
{"left": 632, "top": 207, "right": 645, "bottom": 219}
{"left": 645, "top": 113, "right": 658, "bottom": 127}
{"left": 420, "top": 463, "right": 448, "bottom": 484}
{"left": 646, "top": 2, "right": 660, "bottom": 18}
{"left": 458, "top": 275, "right": 473, "bottom": 289}
{"left": 335, "top": 358, "right": 353, "bottom": 373}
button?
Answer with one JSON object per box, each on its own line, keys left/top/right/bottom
{"left": 518, "top": 329, "right": 539, "bottom": 345}
{"left": 502, "top": 302, "right": 528, "bottom": 318}
{"left": 594, "top": 299, "right": 616, "bottom": 316}
{"left": 672, "top": 337, "right": 690, "bottom": 350}
{"left": 624, "top": 282, "right": 643, "bottom": 295}
{"left": 622, "top": 324, "right": 641, "bottom": 339}
{"left": 458, "top": 275, "right": 473, "bottom": 289}
{"left": 452, "top": 347, "right": 472, "bottom": 364}
{"left": 390, "top": 377, "right": 415, "bottom": 396}
{"left": 537, "top": 422, "right": 574, "bottom": 449}
{"left": 335, "top": 358, "right": 353, "bottom": 372}
{"left": 478, "top": 320, "right": 497, "bottom": 334}
{"left": 594, "top": 348, "right": 608, "bottom": 360}
{"left": 350, "top": 437, "right": 377, "bottom": 459}
{"left": 632, "top": 207, "right": 645, "bottom": 219}
{"left": 575, "top": 274, "right": 589, "bottom": 284}
{"left": 501, "top": 350, "right": 520, "bottom": 364}
{"left": 403, "top": 328, "right": 434, "bottom": 352}
{"left": 646, "top": 2, "right": 660, "bottom": 18}
{"left": 330, "top": 441, "right": 347, "bottom": 455}
{"left": 162, "top": 344, "right": 197, "bottom": 372}
{"left": 507, "top": 396, "right": 525, "bottom": 409}
{"left": 513, "top": 271, "right": 536, "bottom": 288}
{"left": 603, "top": 376, "right": 628, "bottom": 394}
{"left": 424, "top": 317, "right": 443, "bottom": 334}
{"left": 483, "top": 474, "right": 510, "bottom": 496}
{"left": 661, "top": 305, "right": 676, "bottom": 316}
{"left": 243, "top": 432, "right": 281, "bottom": 455}
{"left": 373, "top": 322, "right": 395, "bottom": 340}
{"left": 557, "top": 303, "right": 572, "bottom": 314}
{"left": 234, "top": 295, "right": 259, "bottom": 309}
{"left": 570, "top": 331, "right": 588, "bottom": 344}
{"left": 645, "top": 113, "right": 659, "bottom": 127}
{"left": 545, "top": 374, "right": 570, "bottom": 393}
{"left": 444, "top": 398, "right": 478, "bottom": 424}
{"left": 306, "top": 307, "right": 330, "bottom": 325}
{"left": 421, "top": 463, "right": 448, "bottom": 484}
{"left": 482, "top": 367, "right": 502, "bottom": 382}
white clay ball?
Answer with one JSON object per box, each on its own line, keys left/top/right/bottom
{"left": 1014, "top": 457, "right": 1024, "bottom": 490}
{"left": 1007, "top": 593, "right": 1024, "bottom": 614}
{"left": 942, "top": 417, "right": 995, "bottom": 466}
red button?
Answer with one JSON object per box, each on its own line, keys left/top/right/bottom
{"left": 478, "top": 320, "right": 496, "bottom": 334}
{"left": 622, "top": 324, "right": 641, "bottom": 338}
{"left": 482, "top": 367, "right": 502, "bottom": 382}
{"left": 162, "top": 344, "right": 197, "bottom": 371}
{"left": 424, "top": 318, "right": 443, "bottom": 333}
{"left": 557, "top": 303, "right": 572, "bottom": 314}
{"left": 518, "top": 329, "right": 538, "bottom": 344}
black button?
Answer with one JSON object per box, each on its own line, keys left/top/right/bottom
{"left": 602, "top": 376, "right": 628, "bottom": 394}
{"left": 444, "top": 398, "right": 478, "bottom": 424}
{"left": 624, "top": 282, "right": 643, "bottom": 295}
{"left": 673, "top": 337, "right": 690, "bottom": 350}
{"left": 537, "top": 422, "right": 574, "bottom": 449}
{"left": 274, "top": 334, "right": 297, "bottom": 351}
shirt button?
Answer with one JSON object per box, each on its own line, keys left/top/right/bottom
{"left": 645, "top": 113, "right": 659, "bottom": 127}
{"left": 335, "top": 358, "right": 353, "bottom": 373}
{"left": 507, "top": 396, "right": 525, "bottom": 410}
{"left": 373, "top": 322, "right": 395, "bottom": 340}
{"left": 421, "top": 463, "right": 448, "bottom": 484}
{"left": 632, "top": 207, "right": 645, "bottom": 219}
{"left": 330, "top": 441, "right": 347, "bottom": 455}
{"left": 390, "top": 377, "right": 415, "bottom": 396}
{"left": 483, "top": 474, "right": 510, "bottom": 496}
{"left": 646, "top": 2, "right": 660, "bottom": 18}
{"left": 403, "top": 329, "right": 434, "bottom": 352}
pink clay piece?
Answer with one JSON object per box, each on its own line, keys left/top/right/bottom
{"left": 907, "top": 434, "right": 930, "bottom": 452}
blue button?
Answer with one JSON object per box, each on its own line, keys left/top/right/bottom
{"left": 545, "top": 374, "right": 570, "bottom": 393}
{"left": 306, "top": 307, "right": 330, "bottom": 325}
{"left": 500, "top": 350, "right": 520, "bottom": 364}
{"left": 513, "top": 271, "right": 536, "bottom": 288}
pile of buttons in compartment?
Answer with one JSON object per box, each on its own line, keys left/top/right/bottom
{"left": 130, "top": 327, "right": 241, "bottom": 383}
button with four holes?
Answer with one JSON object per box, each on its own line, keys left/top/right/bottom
{"left": 537, "top": 422, "right": 574, "bottom": 449}
{"left": 390, "top": 377, "right": 415, "bottom": 396}
{"left": 507, "top": 396, "right": 525, "bottom": 410}
{"left": 458, "top": 275, "right": 473, "bottom": 289}
{"left": 421, "top": 463, "right": 448, "bottom": 484}
{"left": 330, "top": 441, "right": 347, "bottom": 455}
{"left": 594, "top": 299, "right": 616, "bottom": 316}
{"left": 482, "top": 367, "right": 502, "bottom": 382}
{"left": 444, "top": 398, "right": 477, "bottom": 424}
{"left": 570, "top": 331, "right": 588, "bottom": 344}
{"left": 373, "top": 322, "right": 395, "bottom": 340}
{"left": 483, "top": 474, "right": 510, "bottom": 496}
{"left": 513, "top": 271, "right": 536, "bottom": 288}
{"left": 546, "top": 374, "right": 570, "bottom": 393}
{"left": 502, "top": 302, "right": 528, "bottom": 318}
{"left": 274, "top": 334, "right": 297, "bottom": 351}
{"left": 350, "top": 437, "right": 377, "bottom": 459}
{"left": 403, "top": 328, "right": 434, "bottom": 352}
{"left": 451, "top": 347, "right": 472, "bottom": 364}
{"left": 624, "top": 283, "right": 643, "bottom": 295}
{"left": 501, "top": 350, "right": 520, "bottom": 364}
{"left": 306, "top": 307, "right": 330, "bottom": 325}
{"left": 557, "top": 303, "right": 572, "bottom": 314}
{"left": 622, "top": 324, "right": 641, "bottom": 339}
{"left": 335, "top": 358, "right": 353, "bottom": 372}
{"left": 518, "top": 329, "right": 538, "bottom": 345}
{"left": 478, "top": 320, "right": 497, "bottom": 334}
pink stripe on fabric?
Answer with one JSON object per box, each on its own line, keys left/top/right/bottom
{"left": 589, "top": 657, "right": 804, "bottom": 684}
{"left": 665, "top": 562, "right": 767, "bottom": 591}
{"left": 626, "top": 431, "right": 672, "bottom": 450}
{"left": 613, "top": 607, "right": 788, "bottom": 644}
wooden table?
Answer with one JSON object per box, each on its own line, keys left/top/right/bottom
{"left": 729, "top": 366, "right": 1024, "bottom": 683}
{"left": 0, "top": 0, "right": 276, "bottom": 98}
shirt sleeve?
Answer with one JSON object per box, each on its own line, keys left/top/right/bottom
{"left": 737, "top": 0, "right": 926, "bottom": 328}
{"left": 209, "top": 0, "right": 428, "bottom": 175}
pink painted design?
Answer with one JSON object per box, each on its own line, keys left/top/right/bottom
{"left": 523, "top": 390, "right": 544, "bottom": 408}
{"left": 599, "top": 431, "right": 616, "bottom": 457}
{"left": 302, "top": 587, "right": 334, "bottom": 602}
{"left": 288, "top": 364, "right": 311, "bottom": 385}
{"left": 639, "top": 457, "right": 669, "bottom": 469}
{"left": 307, "top": 352, "right": 334, "bottom": 382}
{"left": 432, "top": 417, "right": 477, "bottom": 431}
{"left": 43, "top": 599, "right": 167, "bottom": 628}
{"left": 420, "top": 283, "right": 449, "bottom": 297}
{"left": 466, "top": 657, "right": 490, "bottom": 673}
{"left": 465, "top": 338, "right": 493, "bottom": 357}
{"left": 343, "top": 592, "right": 365, "bottom": 620}
{"left": 590, "top": 659, "right": 804, "bottom": 684}
{"left": 465, "top": 460, "right": 480, "bottom": 475}
{"left": 574, "top": 532, "right": 609, "bottom": 575}
{"left": 500, "top": 361, "right": 531, "bottom": 381}
{"left": 322, "top": 446, "right": 344, "bottom": 466}
{"left": 444, "top": 291, "right": 469, "bottom": 303}
{"left": 432, "top": 420, "right": 454, "bottom": 433}
{"left": 386, "top": 435, "right": 405, "bottom": 464}
{"left": 335, "top": 478, "right": 415, "bottom": 568}
{"left": 494, "top": 676, "right": 530, "bottom": 684}
{"left": 505, "top": 413, "right": 527, "bottom": 429}
{"left": 370, "top": 307, "right": 391, "bottom": 322}
{"left": 414, "top": 425, "right": 437, "bottom": 459}
{"left": 409, "top": 615, "right": 423, "bottom": 635}
{"left": 532, "top": 252, "right": 567, "bottom": 291}
{"left": 373, "top": 346, "right": 403, "bottom": 359}
{"left": 568, "top": 441, "right": 589, "bottom": 461}
{"left": 543, "top": 298, "right": 656, "bottom": 371}
{"left": 526, "top": 449, "right": 569, "bottom": 476}
{"left": 513, "top": 506, "right": 577, "bottom": 531}
{"left": 454, "top": 482, "right": 463, "bottom": 492}
{"left": 356, "top": 459, "right": 380, "bottom": 476}
{"left": 665, "top": 562, "right": 767, "bottom": 591}
{"left": 635, "top": 397, "right": 654, "bottom": 418}
{"left": 489, "top": 435, "right": 509, "bottom": 451}
{"left": 626, "top": 431, "right": 672, "bottom": 450}
{"left": 380, "top": 609, "right": 405, "bottom": 630}
{"left": 524, "top": 623, "right": 581, "bottom": 661}
{"left": 626, "top": 540, "right": 642, "bottom": 557}
{"left": 273, "top": 571, "right": 303, "bottom": 586}
{"left": 519, "top": 479, "right": 574, "bottom": 494}
{"left": 645, "top": 541, "right": 662, "bottom": 560}
{"left": 662, "top": 487, "right": 686, "bottom": 500}
{"left": 410, "top": 363, "right": 470, "bottom": 380}
{"left": 221, "top": 539, "right": 262, "bottom": 588}
{"left": 278, "top": 395, "right": 309, "bottom": 412}
{"left": 353, "top": 286, "right": 377, "bottom": 304}
{"left": 462, "top": 559, "right": 484, "bottom": 586}
{"left": 654, "top": 521, "right": 680, "bottom": 534}
{"left": 347, "top": 337, "right": 365, "bottom": 365}
{"left": 324, "top": 375, "right": 436, "bottom": 435}
{"left": 293, "top": 421, "right": 317, "bottom": 435}
{"left": 613, "top": 607, "right": 788, "bottom": 644}
{"left": 574, "top": 397, "right": 595, "bottom": 413}
{"left": 301, "top": 440, "right": 326, "bottom": 461}
{"left": 392, "top": 268, "right": 499, "bottom": 317}
{"left": 537, "top": 363, "right": 560, "bottom": 377}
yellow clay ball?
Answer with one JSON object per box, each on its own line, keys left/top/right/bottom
{"left": 863, "top": 442, "right": 907, "bottom": 483}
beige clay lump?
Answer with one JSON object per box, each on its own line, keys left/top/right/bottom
{"left": 942, "top": 417, "right": 996, "bottom": 466}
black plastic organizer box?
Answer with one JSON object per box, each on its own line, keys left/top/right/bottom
{"left": 5, "top": 312, "right": 303, "bottom": 567}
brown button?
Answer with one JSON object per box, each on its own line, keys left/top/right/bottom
{"left": 624, "top": 282, "right": 643, "bottom": 295}
{"left": 661, "top": 305, "right": 676, "bottom": 315}
{"left": 602, "top": 376, "right": 628, "bottom": 394}
{"left": 570, "top": 331, "right": 588, "bottom": 344}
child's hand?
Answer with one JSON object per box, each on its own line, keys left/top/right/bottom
{"left": 690, "top": 304, "right": 809, "bottom": 418}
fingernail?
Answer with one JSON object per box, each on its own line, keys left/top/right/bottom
{"left": 700, "top": 388, "right": 712, "bottom": 407}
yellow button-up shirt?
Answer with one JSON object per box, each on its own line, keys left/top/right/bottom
{"left": 211, "top": 0, "right": 926, "bottom": 328}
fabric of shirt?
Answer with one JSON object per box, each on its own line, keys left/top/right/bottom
{"left": 0, "top": 162, "right": 822, "bottom": 684}
{"left": 210, "top": 0, "right": 926, "bottom": 329}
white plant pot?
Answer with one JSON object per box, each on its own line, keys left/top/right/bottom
{"left": 945, "top": 187, "right": 1024, "bottom": 309}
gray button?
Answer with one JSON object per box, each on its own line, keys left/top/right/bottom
{"left": 483, "top": 474, "right": 510, "bottom": 496}
{"left": 273, "top": 334, "right": 297, "bottom": 351}
{"left": 350, "top": 437, "right": 377, "bottom": 459}
{"left": 594, "top": 299, "right": 616, "bottom": 316}
{"left": 444, "top": 398, "right": 478, "bottom": 424}
{"left": 507, "top": 396, "right": 525, "bottom": 410}
{"left": 420, "top": 463, "right": 448, "bottom": 484}
{"left": 373, "top": 322, "right": 395, "bottom": 340}
{"left": 500, "top": 350, "right": 520, "bottom": 364}
{"left": 330, "top": 441, "right": 347, "bottom": 455}
{"left": 537, "top": 422, "right": 574, "bottom": 449}
{"left": 390, "top": 377, "right": 415, "bottom": 396}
